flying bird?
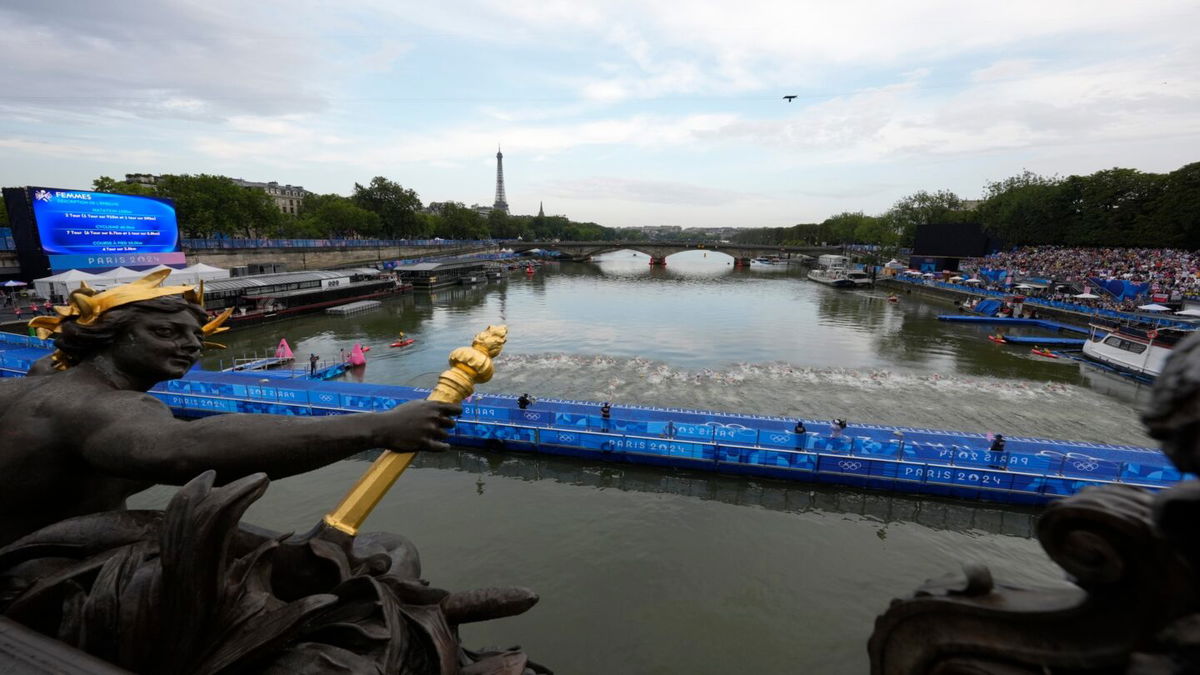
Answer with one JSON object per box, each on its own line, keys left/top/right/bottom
{"left": 783, "top": 95, "right": 797, "bottom": 102}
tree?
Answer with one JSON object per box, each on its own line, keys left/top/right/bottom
{"left": 352, "top": 177, "right": 423, "bottom": 238}
{"left": 1142, "top": 162, "right": 1200, "bottom": 249}
{"left": 92, "top": 176, "right": 157, "bottom": 196}
{"left": 430, "top": 202, "right": 487, "bottom": 240}
{"left": 0, "top": 193, "right": 8, "bottom": 227}
{"left": 153, "top": 174, "right": 282, "bottom": 239}
{"left": 975, "top": 171, "right": 1063, "bottom": 245}
{"left": 884, "top": 190, "right": 964, "bottom": 246}
{"left": 294, "top": 194, "right": 381, "bottom": 238}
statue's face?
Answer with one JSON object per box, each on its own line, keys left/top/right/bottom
{"left": 108, "top": 308, "right": 206, "bottom": 382}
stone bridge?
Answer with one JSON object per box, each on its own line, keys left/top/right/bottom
{"left": 509, "top": 241, "right": 842, "bottom": 266}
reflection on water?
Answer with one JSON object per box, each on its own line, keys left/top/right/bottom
{"left": 411, "top": 449, "right": 1039, "bottom": 539}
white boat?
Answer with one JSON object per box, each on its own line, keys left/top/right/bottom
{"left": 1081, "top": 321, "right": 1194, "bottom": 379}
{"left": 845, "top": 270, "right": 873, "bottom": 287}
{"left": 807, "top": 255, "right": 855, "bottom": 288}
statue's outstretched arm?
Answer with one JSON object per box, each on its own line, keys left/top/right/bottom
{"left": 79, "top": 392, "right": 460, "bottom": 484}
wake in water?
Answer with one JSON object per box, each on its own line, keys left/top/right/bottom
{"left": 486, "top": 353, "right": 1154, "bottom": 447}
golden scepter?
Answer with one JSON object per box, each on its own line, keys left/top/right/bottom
{"left": 322, "top": 325, "right": 507, "bottom": 536}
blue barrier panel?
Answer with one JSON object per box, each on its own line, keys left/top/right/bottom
{"left": 810, "top": 436, "right": 853, "bottom": 454}
{"left": 463, "top": 404, "right": 507, "bottom": 420}
{"left": 454, "top": 421, "right": 537, "bottom": 443}
{"left": 758, "top": 429, "right": 804, "bottom": 450}
{"left": 1036, "top": 476, "right": 1108, "bottom": 496}
{"left": 817, "top": 454, "right": 873, "bottom": 477}
{"left": 169, "top": 394, "right": 239, "bottom": 413}
{"left": 274, "top": 385, "right": 309, "bottom": 405}
{"left": 1058, "top": 454, "right": 1122, "bottom": 480}
{"left": 1121, "top": 461, "right": 1183, "bottom": 485}
{"left": 339, "top": 393, "right": 376, "bottom": 411}
{"left": 511, "top": 408, "right": 553, "bottom": 426}
{"left": 243, "top": 384, "right": 278, "bottom": 402}
{"left": 554, "top": 412, "right": 592, "bottom": 429}
{"left": 901, "top": 441, "right": 955, "bottom": 463}
{"left": 713, "top": 425, "right": 759, "bottom": 445}
{"left": 673, "top": 422, "right": 716, "bottom": 442}
{"left": 855, "top": 438, "right": 899, "bottom": 458}
{"left": 951, "top": 446, "right": 1012, "bottom": 469}
{"left": 540, "top": 428, "right": 612, "bottom": 451}
{"left": 309, "top": 389, "right": 342, "bottom": 409}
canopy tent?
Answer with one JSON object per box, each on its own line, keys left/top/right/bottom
{"left": 1015, "top": 284, "right": 1036, "bottom": 290}
{"left": 1138, "top": 303, "right": 1171, "bottom": 312}
{"left": 178, "top": 262, "right": 231, "bottom": 283}
{"left": 1, "top": 280, "right": 27, "bottom": 287}
{"left": 32, "top": 269, "right": 101, "bottom": 301}
{"left": 1073, "top": 293, "right": 1100, "bottom": 299}
{"left": 948, "top": 276, "right": 964, "bottom": 282}
{"left": 963, "top": 278, "right": 983, "bottom": 284}
{"left": 1174, "top": 309, "right": 1200, "bottom": 317}
{"left": 105, "top": 266, "right": 145, "bottom": 280}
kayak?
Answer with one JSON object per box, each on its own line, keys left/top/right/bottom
{"left": 987, "top": 335, "right": 1007, "bottom": 344}
{"left": 390, "top": 339, "right": 415, "bottom": 347}
{"left": 1031, "top": 348, "right": 1058, "bottom": 358}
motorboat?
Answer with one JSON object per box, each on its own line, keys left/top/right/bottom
{"left": 807, "top": 254, "right": 855, "bottom": 288}
{"left": 1081, "top": 321, "right": 1194, "bottom": 379}
{"left": 845, "top": 270, "right": 873, "bottom": 287}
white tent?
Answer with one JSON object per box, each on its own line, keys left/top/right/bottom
{"left": 106, "top": 266, "right": 144, "bottom": 279}
{"left": 179, "top": 262, "right": 230, "bottom": 283}
{"left": 1073, "top": 293, "right": 1100, "bottom": 299}
{"left": 32, "top": 269, "right": 101, "bottom": 301}
{"left": 963, "top": 278, "right": 983, "bottom": 284}
{"left": 948, "top": 276, "right": 964, "bottom": 282}
{"left": 1138, "top": 303, "right": 1171, "bottom": 312}
{"left": 1174, "top": 309, "right": 1200, "bottom": 317}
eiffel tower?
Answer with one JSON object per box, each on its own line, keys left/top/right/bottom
{"left": 493, "top": 146, "right": 509, "bottom": 214}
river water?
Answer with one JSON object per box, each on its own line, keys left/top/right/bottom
{"left": 131, "top": 251, "right": 1155, "bottom": 673}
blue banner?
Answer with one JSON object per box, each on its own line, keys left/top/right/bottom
{"left": 28, "top": 188, "right": 180, "bottom": 268}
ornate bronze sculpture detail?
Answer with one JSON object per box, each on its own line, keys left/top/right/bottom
{"left": 870, "top": 334, "right": 1200, "bottom": 674}
{"left": 0, "top": 272, "right": 543, "bottom": 673}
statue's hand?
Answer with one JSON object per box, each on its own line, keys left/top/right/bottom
{"left": 377, "top": 400, "right": 461, "bottom": 452}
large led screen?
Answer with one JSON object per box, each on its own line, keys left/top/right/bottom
{"left": 28, "top": 187, "right": 185, "bottom": 270}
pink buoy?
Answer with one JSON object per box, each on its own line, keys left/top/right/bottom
{"left": 275, "top": 338, "right": 294, "bottom": 360}
{"left": 347, "top": 343, "right": 367, "bottom": 366}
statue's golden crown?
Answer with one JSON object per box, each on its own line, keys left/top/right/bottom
{"left": 28, "top": 269, "right": 233, "bottom": 368}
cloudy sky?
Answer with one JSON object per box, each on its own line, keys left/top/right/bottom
{"left": 2, "top": 0, "right": 1197, "bottom": 227}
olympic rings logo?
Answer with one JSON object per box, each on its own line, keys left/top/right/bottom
{"left": 1072, "top": 461, "right": 1099, "bottom": 472}
{"left": 837, "top": 460, "right": 863, "bottom": 471}
{"left": 523, "top": 412, "right": 540, "bottom": 420}
{"left": 557, "top": 433, "right": 576, "bottom": 443}
{"left": 769, "top": 434, "right": 790, "bottom": 443}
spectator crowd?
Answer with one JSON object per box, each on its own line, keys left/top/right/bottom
{"left": 960, "top": 246, "right": 1200, "bottom": 312}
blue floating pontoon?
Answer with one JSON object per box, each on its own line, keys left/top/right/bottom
{"left": 0, "top": 332, "right": 1182, "bottom": 506}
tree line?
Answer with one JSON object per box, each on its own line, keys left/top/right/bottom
{"left": 730, "top": 161, "right": 1200, "bottom": 251}
{"left": 85, "top": 175, "right": 629, "bottom": 242}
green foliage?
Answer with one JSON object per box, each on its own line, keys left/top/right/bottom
{"left": 0, "top": 193, "right": 8, "bottom": 227}
{"left": 883, "top": 190, "right": 964, "bottom": 246}
{"left": 352, "top": 177, "right": 423, "bottom": 238}
{"left": 293, "top": 194, "right": 381, "bottom": 238}
{"left": 153, "top": 174, "right": 284, "bottom": 238}
{"left": 92, "top": 176, "right": 158, "bottom": 196}
{"left": 976, "top": 165, "right": 1197, "bottom": 248}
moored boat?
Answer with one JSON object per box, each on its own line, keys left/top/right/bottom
{"left": 807, "top": 254, "right": 855, "bottom": 288}
{"left": 1081, "top": 321, "right": 1195, "bottom": 379}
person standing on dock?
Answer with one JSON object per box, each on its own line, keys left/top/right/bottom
{"left": 830, "top": 419, "right": 847, "bottom": 439}
{"left": 988, "top": 433, "right": 1008, "bottom": 470}
{"left": 309, "top": 352, "right": 319, "bottom": 376}
{"left": 518, "top": 393, "right": 533, "bottom": 410}
{"left": 600, "top": 401, "right": 612, "bottom": 430}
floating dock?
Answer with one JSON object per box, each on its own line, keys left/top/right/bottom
{"left": 992, "top": 336, "right": 1086, "bottom": 346}
{"left": 0, "top": 332, "right": 1182, "bottom": 506}
{"left": 325, "top": 300, "right": 382, "bottom": 316}
{"left": 221, "top": 356, "right": 294, "bottom": 372}
{"left": 937, "top": 315, "right": 1091, "bottom": 334}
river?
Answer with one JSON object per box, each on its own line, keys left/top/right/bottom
{"left": 130, "top": 250, "right": 1155, "bottom": 673}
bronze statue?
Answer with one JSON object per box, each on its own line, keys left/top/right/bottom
{"left": 0, "top": 271, "right": 547, "bottom": 674}
{"left": 870, "top": 332, "right": 1200, "bottom": 674}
